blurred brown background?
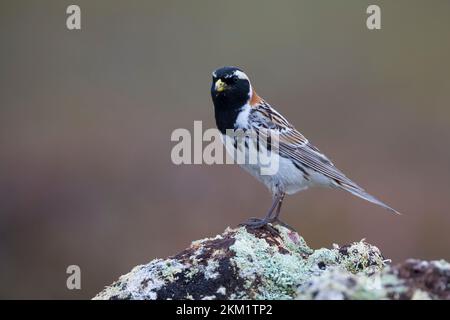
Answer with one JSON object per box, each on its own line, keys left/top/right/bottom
{"left": 1, "top": 0, "right": 449, "bottom": 299}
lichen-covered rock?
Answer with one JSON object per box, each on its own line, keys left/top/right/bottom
{"left": 388, "top": 259, "right": 450, "bottom": 300}
{"left": 93, "top": 224, "right": 450, "bottom": 300}
{"left": 296, "top": 259, "right": 450, "bottom": 300}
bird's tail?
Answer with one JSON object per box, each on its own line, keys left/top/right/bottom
{"left": 338, "top": 182, "right": 401, "bottom": 215}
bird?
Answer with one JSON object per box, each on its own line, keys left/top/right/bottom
{"left": 210, "top": 66, "right": 400, "bottom": 229}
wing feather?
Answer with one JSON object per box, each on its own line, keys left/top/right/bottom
{"left": 248, "top": 102, "right": 400, "bottom": 214}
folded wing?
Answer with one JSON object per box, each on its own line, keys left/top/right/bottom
{"left": 249, "top": 102, "right": 400, "bottom": 214}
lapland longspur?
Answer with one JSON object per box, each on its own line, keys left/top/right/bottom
{"left": 210, "top": 66, "right": 399, "bottom": 228}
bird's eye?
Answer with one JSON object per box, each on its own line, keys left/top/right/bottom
{"left": 227, "top": 76, "right": 238, "bottom": 84}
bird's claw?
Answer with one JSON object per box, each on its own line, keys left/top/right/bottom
{"left": 239, "top": 217, "right": 268, "bottom": 227}
{"left": 239, "top": 217, "right": 278, "bottom": 233}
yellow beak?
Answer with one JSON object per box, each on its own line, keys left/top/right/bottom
{"left": 215, "top": 79, "right": 227, "bottom": 92}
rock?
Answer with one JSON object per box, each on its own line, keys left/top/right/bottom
{"left": 93, "top": 224, "right": 450, "bottom": 300}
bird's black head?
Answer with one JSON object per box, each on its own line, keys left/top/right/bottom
{"left": 211, "top": 66, "right": 251, "bottom": 110}
{"left": 211, "top": 66, "right": 252, "bottom": 132}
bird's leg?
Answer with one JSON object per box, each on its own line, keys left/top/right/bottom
{"left": 270, "top": 193, "right": 285, "bottom": 221}
{"left": 269, "top": 193, "right": 296, "bottom": 231}
{"left": 240, "top": 194, "right": 282, "bottom": 228}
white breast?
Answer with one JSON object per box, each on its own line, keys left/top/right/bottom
{"left": 222, "top": 131, "right": 312, "bottom": 196}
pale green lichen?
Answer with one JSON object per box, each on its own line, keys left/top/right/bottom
{"left": 307, "top": 248, "right": 340, "bottom": 270}
{"left": 378, "top": 272, "right": 408, "bottom": 299}
{"left": 191, "top": 233, "right": 224, "bottom": 247}
{"left": 411, "top": 289, "right": 432, "bottom": 300}
{"left": 227, "top": 226, "right": 390, "bottom": 300}
{"left": 335, "top": 240, "right": 386, "bottom": 275}
{"left": 295, "top": 260, "right": 418, "bottom": 300}
{"left": 204, "top": 259, "right": 220, "bottom": 279}
{"left": 228, "top": 225, "right": 390, "bottom": 299}
{"left": 275, "top": 225, "right": 314, "bottom": 256}
{"left": 93, "top": 258, "right": 187, "bottom": 300}
{"left": 300, "top": 268, "right": 407, "bottom": 300}
{"left": 296, "top": 267, "right": 387, "bottom": 300}
{"left": 431, "top": 259, "right": 450, "bottom": 271}
{"left": 216, "top": 286, "right": 227, "bottom": 295}
{"left": 160, "top": 259, "right": 186, "bottom": 281}
{"left": 229, "top": 226, "right": 314, "bottom": 299}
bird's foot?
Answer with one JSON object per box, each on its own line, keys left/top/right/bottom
{"left": 239, "top": 217, "right": 268, "bottom": 228}
{"left": 239, "top": 217, "right": 277, "bottom": 233}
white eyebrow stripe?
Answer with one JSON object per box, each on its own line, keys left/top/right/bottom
{"left": 212, "top": 71, "right": 217, "bottom": 77}
{"left": 233, "top": 70, "right": 249, "bottom": 80}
